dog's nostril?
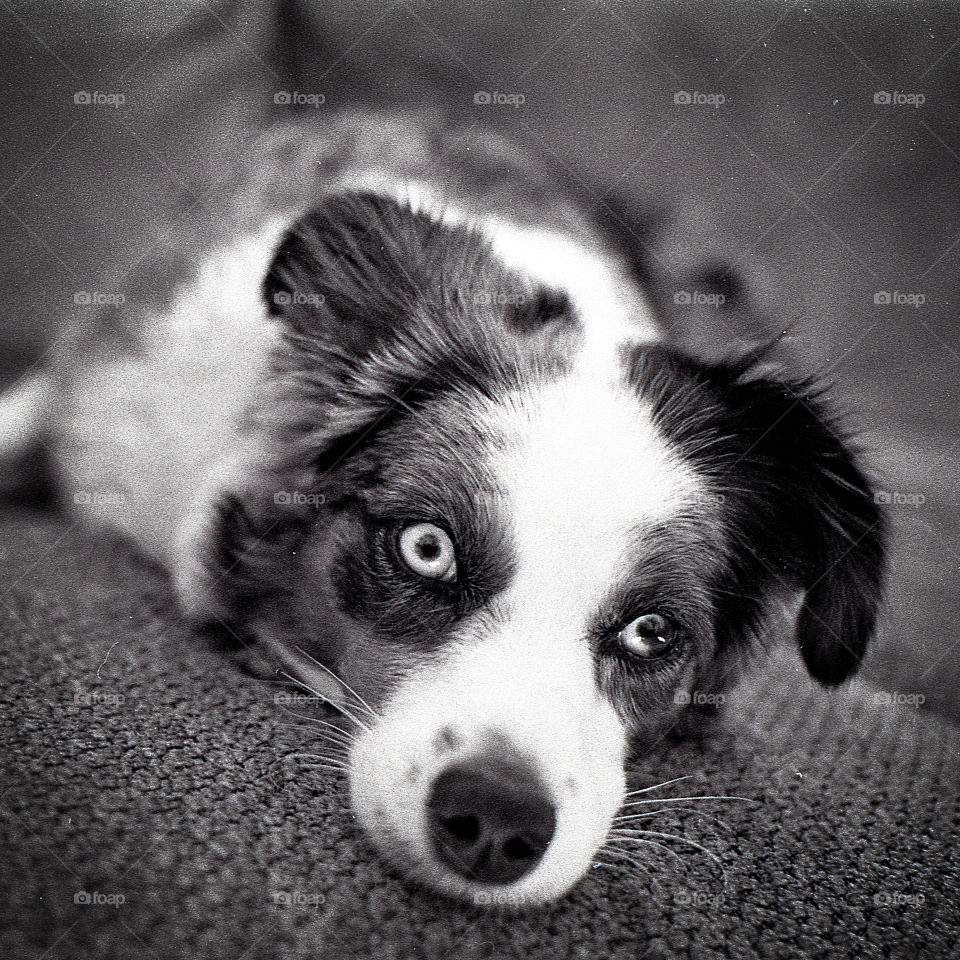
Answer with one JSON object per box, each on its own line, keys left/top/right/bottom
{"left": 502, "top": 835, "right": 535, "bottom": 860}
{"left": 427, "top": 755, "right": 556, "bottom": 885}
{"left": 443, "top": 814, "right": 481, "bottom": 845}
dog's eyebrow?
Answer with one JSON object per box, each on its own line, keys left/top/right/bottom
{"left": 586, "top": 516, "right": 726, "bottom": 627}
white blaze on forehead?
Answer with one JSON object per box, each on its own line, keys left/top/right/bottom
{"left": 490, "top": 364, "right": 700, "bottom": 633}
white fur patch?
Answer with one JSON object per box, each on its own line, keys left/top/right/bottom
{"left": 491, "top": 380, "right": 697, "bottom": 626}
{"left": 348, "top": 360, "right": 701, "bottom": 903}
{"left": 56, "top": 223, "right": 286, "bottom": 569}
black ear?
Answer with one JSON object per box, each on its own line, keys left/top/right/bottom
{"left": 263, "top": 191, "right": 435, "bottom": 341}
{"left": 260, "top": 191, "right": 566, "bottom": 474}
{"left": 728, "top": 370, "right": 887, "bottom": 684}
{"left": 633, "top": 348, "right": 887, "bottom": 685}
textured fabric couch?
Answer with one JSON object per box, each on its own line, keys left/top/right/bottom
{"left": 2, "top": 513, "right": 957, "bottom": 959}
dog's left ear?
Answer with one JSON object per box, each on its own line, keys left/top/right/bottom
{"left": 723, "top": 367, "right": 887, "bottom": 684}
{"left": 636, "top": 347, "right": 886, "bottom": 685}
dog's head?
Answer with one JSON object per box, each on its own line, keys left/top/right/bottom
{"left": 196, "top": 192, "right": 885, "bottom": 905}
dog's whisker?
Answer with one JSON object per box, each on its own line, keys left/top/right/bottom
{"left": 287, "top": 752, "right": 351, "bottom": 771}
{"left": 279, "top": 670, "right": 373, "bottom": 732}
{"left": 311, "top": 734, "right": 353, "bottom": 754}
{"left": 275, "top": 709, "right": 360, "bottom": 747}
{"left": 311, "top": 740, "right": 350, "bottom": 760}
{"left": 295, "top": 761, "right": 350, "bottom": 774}
{"left": 299, "top": 751, "right": 349, "bottom": 766}
{"left": 292, "top": 752, "right": 350, "bottom": 766}
{"left": 622, "top": 775, "right": 694, "bottom": 798}
{"left": 605, "top": 836, "right": 689, "bottom": 871}
{"left": 596, "top": 847, "right": 656, "bottom": 879}
{"left": 303, "top": 716, "right": 358, "bottom": 742}
{"left": 613, "top": 829, "right": 726, "bottom": 876}
{"left": 292, "top": 645, "right": 378, "bottom": 719}
{"left": 271, "top": 718, "right": 353, "bottom": 739}
{"left": 620, "top": 794, "right": 754, "bottom": 809}
{"left": 614, "top": 808, "right": 735, "bottom": 832}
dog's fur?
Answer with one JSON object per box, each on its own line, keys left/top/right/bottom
{"left": 0, "top": 112, "right": 885, "bottom": 906}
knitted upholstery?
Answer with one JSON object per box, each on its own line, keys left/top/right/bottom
{"left": 1, "top": 512, "right": 957, "bottom": 959}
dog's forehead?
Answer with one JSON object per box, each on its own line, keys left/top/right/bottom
{"left": 486, "top": 361, "right": 702, "bottom": 625}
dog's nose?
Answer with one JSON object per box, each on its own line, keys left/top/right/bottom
{"left": 426, "top": 755, "right": 556, "bottom": 885}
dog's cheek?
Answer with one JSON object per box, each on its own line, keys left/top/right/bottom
{"left": 279, "top": 521, "right": 422, "bottom": 717}
{"left": 598, "top": 646, "right": 700, "bottom": 739}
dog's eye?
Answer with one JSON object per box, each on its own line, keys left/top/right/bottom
{"left": 398, "top": 522, "right": 458, "bottom": 582}
{"left": 618, "top": 613, "right": 678, "bottom": 659}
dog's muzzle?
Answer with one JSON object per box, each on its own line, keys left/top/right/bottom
{"left": 347, "top": 628, "right": 627, "bottom": 904}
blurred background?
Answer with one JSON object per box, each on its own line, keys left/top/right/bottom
{"left": 1, "top": 0, "right": 957, "bottom": 718}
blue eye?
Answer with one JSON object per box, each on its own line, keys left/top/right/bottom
{"left": 398, "top": 522, "right": 458, "bottom": 582}
{"left": 617, "top": 613, "right": 678, "bottom": 659}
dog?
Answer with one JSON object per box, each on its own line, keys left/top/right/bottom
{"left": 0, "top": 111, "right": 886, "bottom": 906}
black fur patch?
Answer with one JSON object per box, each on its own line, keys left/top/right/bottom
{"left": 629, "top": 345, "right": 886, "bottom": 685}
{"left": 202, "top": 192, "right": 573, "bottom": 672}
{"left": 262, "top": 192, "right": 574, "bottom": 471}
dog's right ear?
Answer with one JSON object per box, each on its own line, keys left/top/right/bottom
{"left": 263, "top": 191, "right": 431, "bottom": 346}
{"left": 260, "top": 191, "right": 542, "bottom": 474}
{"left": 631, "top": 345, "right": 886, "bottom": 687}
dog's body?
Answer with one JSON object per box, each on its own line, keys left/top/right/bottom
{"left": 1, "top": 112, "right": 885, "bottom": 906}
